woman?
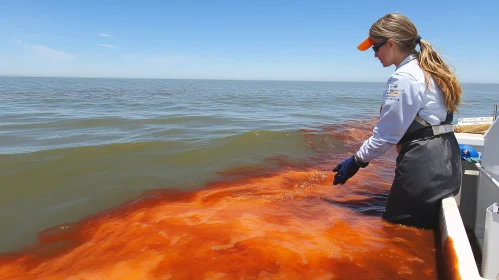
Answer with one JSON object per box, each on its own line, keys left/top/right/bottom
{"left": 332, "top": 13, "right": 462, "bottom": 229}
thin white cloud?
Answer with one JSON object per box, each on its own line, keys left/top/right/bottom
{"left": 98, "top": 32, "right": 112, "bottom": 38}
{"left": 97, "top": 44, "right": 118, "bottom": 48}
{"left": 30, "top": 45, "right": 73, "bottom": 60}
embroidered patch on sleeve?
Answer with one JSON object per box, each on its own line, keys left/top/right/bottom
{"left": 385, "top": 84, "right": 402, "bottom": 101}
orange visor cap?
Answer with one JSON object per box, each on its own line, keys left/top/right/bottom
{"left": 357, "top": 37, "right": 373, "bottom": 51}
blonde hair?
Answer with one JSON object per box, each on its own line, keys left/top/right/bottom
{"left": 369, "top": 13, "right": 462, "bottom": 112}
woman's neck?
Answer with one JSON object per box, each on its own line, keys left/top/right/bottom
{"left": 394, "top": 51, "right": 414, "bottom": 68}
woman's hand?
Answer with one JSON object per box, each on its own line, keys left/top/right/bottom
{"left": 332, "top": 156, "right": 368, "bottom": 185}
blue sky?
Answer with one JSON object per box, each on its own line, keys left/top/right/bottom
{"left": 1, "top": 0, "right": 498, "bottom": 83}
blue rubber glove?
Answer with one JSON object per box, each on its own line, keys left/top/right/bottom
{"left": 332, "top": 156, "right": 368, "bottom": 185}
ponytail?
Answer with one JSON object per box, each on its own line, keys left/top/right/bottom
{"left": 418, "top": 40, "right": 462, "bottom": 112}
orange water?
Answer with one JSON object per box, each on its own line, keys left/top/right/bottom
{"left": 0, "top": 121, "right": 439, "bottom": 279}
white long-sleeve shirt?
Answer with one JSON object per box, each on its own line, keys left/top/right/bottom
{"left": 355, "top": 54, "right": 448, "bottom": 163}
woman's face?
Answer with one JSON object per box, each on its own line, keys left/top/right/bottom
{"left": 373, "top": 40, "right": 393, "bottom": 67}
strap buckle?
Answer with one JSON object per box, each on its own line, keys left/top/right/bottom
{"left": 431, "top": 124, "right": 454, "bottom": 136}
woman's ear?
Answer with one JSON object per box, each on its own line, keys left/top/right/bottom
{"left": 388, "top": 39, "right": 394, "bottom": 49}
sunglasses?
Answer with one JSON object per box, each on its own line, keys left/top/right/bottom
{"left": 372, "top": 41, "right": 387, "bottom": 52}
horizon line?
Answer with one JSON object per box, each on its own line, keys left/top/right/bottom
{"left": 0, "top": 74, "right": 497, "bottom": 85}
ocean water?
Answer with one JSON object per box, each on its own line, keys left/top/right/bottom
{"left": 0, "top": 76, "right": 498, "bottom": 279}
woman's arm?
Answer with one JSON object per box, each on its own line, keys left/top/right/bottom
{"left": 356, "top": 73, "right": 423, "bottom": 163}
